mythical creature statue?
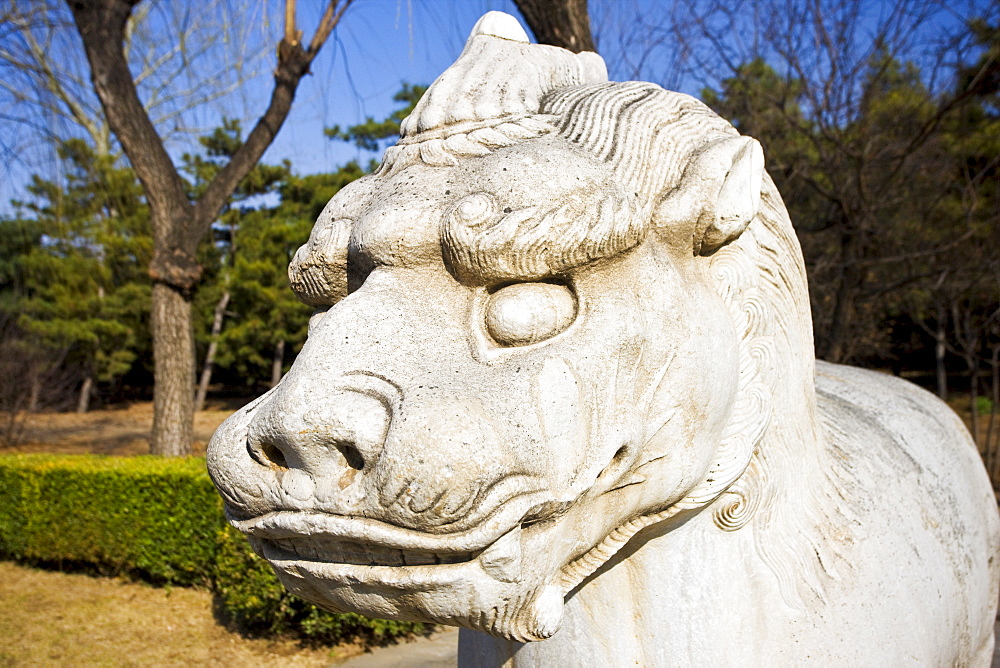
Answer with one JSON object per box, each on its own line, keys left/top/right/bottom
{"left": 208, "top": 12, "right": 1000, "bottom": 665}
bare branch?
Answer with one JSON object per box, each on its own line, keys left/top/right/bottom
{"left": 309, "top": 0, "right": 353, "bottom": 58}
{"left": 285, "top": 0, "right": 299, "bottom": 45}
{"left": 193, "top": 0, "right": 353, "bottom": 246}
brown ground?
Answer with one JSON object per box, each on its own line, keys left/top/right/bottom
{"left": 4, "top": 401, "right": 236, "bottom": 456}
{"left": 0, "top": 561, "right": 366, "bottom": 667}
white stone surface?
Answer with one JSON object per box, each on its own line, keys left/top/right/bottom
{"left": 207, "top": 11, "right": 1000, "bottom": 666}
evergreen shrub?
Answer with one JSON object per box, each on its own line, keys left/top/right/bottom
{"left": 0, "top": 454, "right": 222, "bottom": 584}
{"left": 0, "top": 453, "right": 424, "bottom": 644}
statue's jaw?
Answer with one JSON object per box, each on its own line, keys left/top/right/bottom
{"left": 241, "top": 512, "right": 570, "bottom": 642}
{"left": 231, "top": 471, "right": 682, "bottom": 643}
{"left": 230, "top": 487, "right": 649, "bottom": 642}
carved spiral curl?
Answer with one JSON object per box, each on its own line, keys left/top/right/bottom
{"left": 712, "top": 417, "right": 766, "bottom": 532}
{"left": 713, "top": 484, "right": 759, "bottom": 531}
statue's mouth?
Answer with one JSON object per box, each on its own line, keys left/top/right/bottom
{"left": 227, "top": 489, "right": 554, "bottom": 577}
{"left": 259, "top": 535, "right": 480, "bottom": 567}
{"left": 230, "top": 497, "right": 593, "bottom": 641}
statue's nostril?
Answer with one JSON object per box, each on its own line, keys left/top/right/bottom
{"left": 247, "top": 438, "right": 288, "bottom": 469}
{"left": 337, "top": 443, "right": 365, "bottom": 471}
{"left": 244, "top": 381, "right": 392, "bottom": 476}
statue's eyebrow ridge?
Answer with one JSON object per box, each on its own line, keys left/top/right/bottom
{"left": 442, "top": 184, "right": 645, "bottom": 285}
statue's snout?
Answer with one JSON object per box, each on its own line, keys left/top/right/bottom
{"left": 246, "top": 373, "right": 396, "bottom": 481}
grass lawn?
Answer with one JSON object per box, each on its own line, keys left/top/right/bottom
{"left": 0, "top": 561, "right": 360, "bottom": 666}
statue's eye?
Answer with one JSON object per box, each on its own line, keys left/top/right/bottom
{"left": 484, "top": 282, "right": 577, "bottom": 347}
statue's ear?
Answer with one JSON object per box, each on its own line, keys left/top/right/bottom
{"left": 654, "top": 136, "right": 765, "bottom": 256}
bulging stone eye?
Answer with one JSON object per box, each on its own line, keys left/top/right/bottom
{"left": 485, "top": 282, "right": 577, "bottom": 347}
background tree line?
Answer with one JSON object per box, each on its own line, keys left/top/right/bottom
{"left": 1, "top": 0, "right": 998, "bottom": 476}
{"left": 0, "top": 81, "right": 414, "bottom": 436}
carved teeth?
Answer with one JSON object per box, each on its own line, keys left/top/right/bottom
{"left": 479, "top": 525, "right": 522, "bottom": 583}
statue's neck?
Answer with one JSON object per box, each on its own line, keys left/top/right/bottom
{"left": 457, "top": 507, "right": 799, "bottom": 665}
{"left": 458, "top": 410, "right": 836, "bottom": 667}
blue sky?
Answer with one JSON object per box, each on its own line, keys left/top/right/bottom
{"left": 260, "top": 1, "right": 527, "bottom": 178}
{"left": 1, "top": 0, "right": 992, "bottom": 212}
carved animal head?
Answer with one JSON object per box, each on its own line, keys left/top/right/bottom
{"left": 207, "top": 12, "right": 815, "bottom": 642}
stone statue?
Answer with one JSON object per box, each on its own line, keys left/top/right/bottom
{"left": 207, "top": 12, "right": 1000, "bottom": 665}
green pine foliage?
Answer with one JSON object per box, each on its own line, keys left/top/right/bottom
{"left": 2, "top": 141, "right": 151, "bottom": 401}
{"left": 214, "top": 166, "right": 365, "bottom": 386}
{"left": 325, "top": 83, "right": 426, "bottom": 153}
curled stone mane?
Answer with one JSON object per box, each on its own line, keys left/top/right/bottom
{"left": 543, "top": 82, "right": 736, "bottom": 200}
{"left": 523, "top": 82, "right": 852, "bottom": 607}
{"left": 707, "top": 174, "right": 852, "bottom": 610}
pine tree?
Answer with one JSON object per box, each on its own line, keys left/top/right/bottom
{"left": 4, "top": 140, "right": 151, "bottom": 411}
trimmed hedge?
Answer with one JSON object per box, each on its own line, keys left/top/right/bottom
{"left": 0, "top": 453, "right": 425, "bottom": 645}
{"left": 0, "top": 454, "right": 222, "bottom": 584}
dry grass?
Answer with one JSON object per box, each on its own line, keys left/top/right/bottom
{"left": 0, "top": 560, "right": 365, "bottom": 667}
{"left": 3, "top": 402, "right": 234, "bottom": 456}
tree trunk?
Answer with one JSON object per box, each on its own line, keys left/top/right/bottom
{"left": 195, "top": 290, "right": 230, "bottom": 413}
{"left": 935, "top": 305, "right": 948, "bottom": 400}
{"left": 28, "top": 371, "right": 41, "bottom": 413}
{"left": 823, "top": 279, "right": 857, "bottom": 363}
{"left": 76, "top": 375, "right": 93, "bottom": 414}
{"left": 151, "top": 282, "right": 195, "bottom": 456}
{"left": 513, "top": 0, "right": 596, "bottom": 53}
{"left": 68, "top": 0, "right": 353, "bottom": 455}
{"left": 968, "top": 356, "right": 980, "bottom": 447}
{"left": 822, "top": 229, "right": 863, "bottom": 363}
{"left": 271, "top": 338, "right": 286, "bottom": 387}
{"left": 988, "top": 348, "right": 999, "bottom": 483}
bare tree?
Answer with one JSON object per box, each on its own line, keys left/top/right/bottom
{"left": 66, "top": 0, "right": 353, "bottom": 455}
{"left": 194, "top": 289, "right": 230, "bottom": 413}
{"left": 0, "top": 315, "right": 73, "bottom": 446}
{"left": 1, "top": 0, "right": 272, "bottom": 186}
{"left": 986, "top": 323, "right": 1000, "bottom": 480}
{"left": 513, "top": 0, "right": 596, "bottom": 53}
